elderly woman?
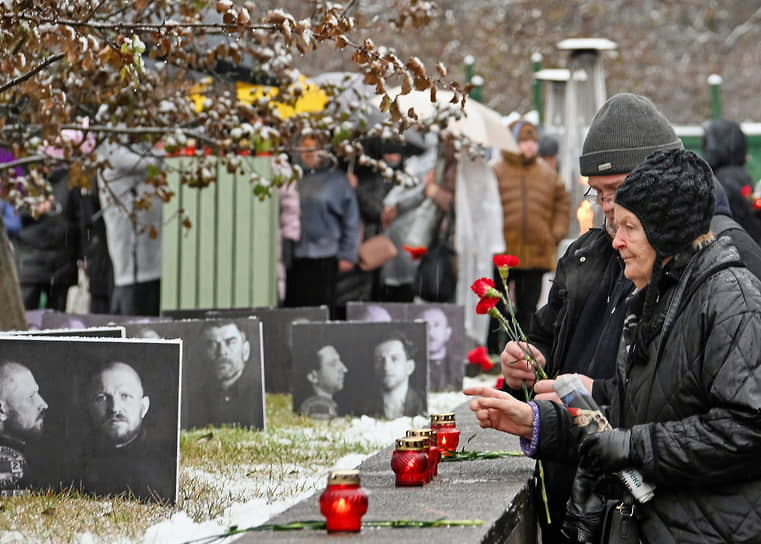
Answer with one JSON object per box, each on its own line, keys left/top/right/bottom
{"left": 466, "top": 149, "right": 761, "bottom": 543}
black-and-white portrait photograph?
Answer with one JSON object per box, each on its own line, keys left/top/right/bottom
{"left": 162, "top": 306, "right": 329, "bottom": 394}
{"left": 291, "top": 321, "right": 428, "bottom": 419}
{"left": 347, "top": 302, "right": 465, "bottom": 392}
{"left": 0, "top": 327, "right": 126, "bottom": 338}
{"left": 125, "top": 317, "right": 265, "bottom": 430}
{"left": 0, "top": 336, "right": 181, "bottom": 503}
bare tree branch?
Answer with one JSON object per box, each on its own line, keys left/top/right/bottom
{"left": 0, "top": 155, "right": 50, "bottom": 170}
{"left": 725, "top": 5, "right": 761, "bottom": 47}
{"left": 0, "top": 53, "right": 65, "bottom": 94}
{"left": 340, "top": 0, "right": 359, "bottom": 18}
{"left": 10, "top": 15, "right": 276, "bottom": 33}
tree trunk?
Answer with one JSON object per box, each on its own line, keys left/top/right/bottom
{"left": 0, "top": 213, "right": 27, "bottom": 331}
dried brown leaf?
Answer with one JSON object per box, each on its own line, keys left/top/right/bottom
{"left": 401, "top": 74, "right": 412, "bottom": 95}
{"left": 236, "top": 8, "right": 251, "bottom": 26}
{"left": 414, "top": 76, "right": 429, "bottom": 91}
{"left": 390, "top": 98, "right": 403, "bottom": 122}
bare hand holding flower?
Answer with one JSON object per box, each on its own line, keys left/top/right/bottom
{"left": 502, "top": 340, "right": 546, "bottom": 390}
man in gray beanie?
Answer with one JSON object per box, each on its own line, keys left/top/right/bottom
{"left": 500, "top": 94, "right": 761, "bottom": 543}
{"left": 497, "top": 93, "right": 687, "bottom": 543}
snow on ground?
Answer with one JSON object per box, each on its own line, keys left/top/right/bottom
{"left": 142, "top": 375, "right": 496, "bottom": 544}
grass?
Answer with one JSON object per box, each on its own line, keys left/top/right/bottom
{"left": 0, "top": 394, "right": 381, "bottom": 544}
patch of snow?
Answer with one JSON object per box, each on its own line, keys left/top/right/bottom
{"left": 143, "top": 512, "right": 227, "bottom": 544}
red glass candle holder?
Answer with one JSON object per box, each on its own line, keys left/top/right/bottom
{"left": 405, "top": 432, "right": 432, "bottom": 483}
{"left": 319, "top": 469, "right": 368, "bottom": 532}
{"left": 428, "top": 430, "right": 442, "bottom": 476}
{"left": 391, "top": 437, "right": 429, "bottom": 486}
{"left": 406, "top": 428, "right": 440, "bottom": 479}
{"left": 431, "top": 412, "right": 460, "bottom": 457}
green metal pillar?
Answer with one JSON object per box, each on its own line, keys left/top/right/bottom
{"left": 464, "top": 55, "right": 474, "bottom": 84}
{"left": 531, "top": 52, "right": 543, "bottom": 125}
{"left": 470, "top": 75, "right": 484, "bottom": 103}
{"left": 708, "top": 74, "right": 722, "bottom": 119}
{"left": 463, "top": 54, "right": 483, "bottom": 102}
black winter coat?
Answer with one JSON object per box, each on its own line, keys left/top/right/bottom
{"left": 703, "top": 119, "right": 761, "bottom": 242}
{"left": 536, "top": 238, "right": 761, "bottom": 543}
{"left": 530, "top": 227, "right": 627, "bottom": 376}
{"left": 14, "top": 168, "right": 80, "bottom": 288}
{"left": 335, "top": 166, "right": 388, "bottom": 308}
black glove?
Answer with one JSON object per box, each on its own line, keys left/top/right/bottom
{"left": 579, "top": 428, "right": 633, "bottom": 475}
{"left": 562, "top": 466, "right": 606, "bottom": 543}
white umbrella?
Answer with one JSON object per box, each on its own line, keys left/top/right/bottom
{"left": 375, "top": 87, "right": 518, "bottom": 152}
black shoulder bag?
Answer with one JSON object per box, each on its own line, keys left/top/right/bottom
{"left": 414, "top": 203, "right": 457, "bottom": 302}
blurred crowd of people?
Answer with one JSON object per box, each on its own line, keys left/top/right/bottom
{"left": 5, "top": 112, "right": 761, "bottom": 337}
{"left": 1, "top": 133, "right": 164, "bottom": 317}
{"left": 279, "top": 118, "right": 570, "bottom": 325}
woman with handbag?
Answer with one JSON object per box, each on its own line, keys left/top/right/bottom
{"left": 410, "top": 139, "right": 458, "bottom": 303}
{"left": 466, "top": 149, "right": 761, "bottom": 543}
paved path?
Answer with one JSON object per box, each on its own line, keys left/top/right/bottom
{"left": 239, "top": 400, "right": 537, "bottom": 543}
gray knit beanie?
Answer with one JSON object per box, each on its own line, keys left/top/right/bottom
{"left": 579, "top": 93, "right": 683, "bottom": 176}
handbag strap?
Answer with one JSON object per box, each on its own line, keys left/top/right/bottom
{"left": 433, "top": 202, "right": 455, "bottom": 246}
{"left": 428, "top": 201, "right": 455, "bottom": 248}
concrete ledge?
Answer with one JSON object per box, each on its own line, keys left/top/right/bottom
{"left": 239, "top": 401, "right": 537, "bottom": 543}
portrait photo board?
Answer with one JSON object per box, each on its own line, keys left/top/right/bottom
{"left": 290, "top": 320, "right": 428, "bottom": 419}
{"left": 39, "top": 311, "right": 163, "bottom": 331}
{"left": 162, "top": 306, "right": 329, "bottom": 394}
{"left": 0, "top": 336, "right": 181, "bottom": 503}
{"left": 123, "top": 317, "right": 265, "bottom": 431}
{"left": 346, "top": 302, "right": 465, "bottom": 392}
{"left": 0, "top": 327, "right": 126, "bottom": 338}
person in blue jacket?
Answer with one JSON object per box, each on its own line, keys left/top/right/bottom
{"left": 284, "top": 135, "right": 359, "bottom": 319}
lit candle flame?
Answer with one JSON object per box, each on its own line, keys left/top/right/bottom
{"left": 334, "top": 497, "right": 349, "bottom": 514}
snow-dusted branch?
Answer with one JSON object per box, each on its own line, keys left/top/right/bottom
{"left": 0, "top": 53, "right": 65, "bottom": 94}
{"left": 10, "top": 15, "right": 275, "bottom": 33}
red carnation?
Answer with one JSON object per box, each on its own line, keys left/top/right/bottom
{"left": 468, "top": 346, "right": 491, "bottom": 366}
{"left": 476, "top": 297, "right": 499, "bottom": 314}
{"left": 493, "top": 254, "right": 520, "bottom": 268}
{"left": 470, "top": 277, "right": 495, "bottom": 298}
{"left": 403, "top": 245, "right": 427, "bottom": 261}
{"left": 495, "top": 376, "right": 504, "bottom": 390}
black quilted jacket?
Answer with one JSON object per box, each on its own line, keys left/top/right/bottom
{"left": 536, "top": 238, "right": 761, "bottom": 543}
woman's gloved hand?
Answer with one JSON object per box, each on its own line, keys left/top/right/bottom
{"left": 579, "top": 428, "right": 633, "bottom": 475}
{"left": 562, "top": 466, "right": 606, "bottom": 543}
